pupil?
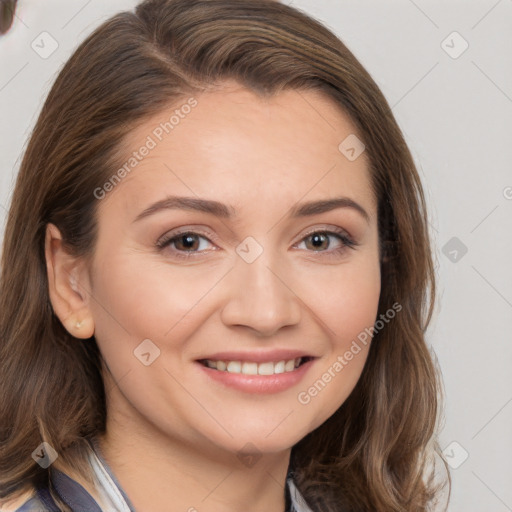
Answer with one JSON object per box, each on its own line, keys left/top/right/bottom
{"left": 311, "top": 233, "right": 327, "bottom": 249}
{"left": 181, "top": 234, "right": 197, "bottom": 249}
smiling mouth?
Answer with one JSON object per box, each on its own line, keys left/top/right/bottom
{"left": 197, "top": 356, "right": 314, "bottom": 376}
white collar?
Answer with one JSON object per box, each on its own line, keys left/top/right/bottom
{"left": 287, "top": 477, "right": 315, "bottom": 512}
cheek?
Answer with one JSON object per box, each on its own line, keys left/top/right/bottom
{"left": 88, "top": 252, "right": 227, "bottom": 366}
{"left": 87, "top": 256, "right": 221, "bottom": 427}
{"left": 300, "top": 254, "right": 381, "bottom": 344}
{"left": 93, "top": 251, "right": 207, "bottom": 324}
{"left": 293, "top": 256, "right": 380, "bottom": 416}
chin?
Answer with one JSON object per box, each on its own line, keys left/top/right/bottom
{"left": 211, "top": 421, "right": 314, "bottom": 456}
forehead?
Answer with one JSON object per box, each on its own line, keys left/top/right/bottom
{"left": 99, "top": 83, "right": 376, "bottom": 222}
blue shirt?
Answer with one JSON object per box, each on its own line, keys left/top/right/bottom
{"left": 14, "top": 437, "right": 313, "bottom": 512}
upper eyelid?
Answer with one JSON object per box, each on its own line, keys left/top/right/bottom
{"left": 299, "top": 225, "right": 353, "bottom": 239}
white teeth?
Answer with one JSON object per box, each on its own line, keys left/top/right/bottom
{"left": 203, "top": 357, "right": 304, "bottom": 375}
{"left": 242, "top": 362, "right": 258, "bottom": 375}
{"left": 258, "top": 362, "right": 274, "bottom": 375}
{"left": 284, "top": 359, "right": 295, "bottom": 372}
{"left": 274, "top": 361, "right": 285, "bottom": 374}
{"left": 227, "top": 361, "right": 241, "bottom": 373}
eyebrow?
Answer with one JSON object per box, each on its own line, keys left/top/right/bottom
{"left": 133, "top": 195, "right": 370, "bottom": 224}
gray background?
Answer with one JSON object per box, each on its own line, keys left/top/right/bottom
{"left": 1, "top": 1, "right": 511, "bottom": 510}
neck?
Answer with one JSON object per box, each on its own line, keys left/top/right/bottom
{"left": 95, "top": 400, "right": 291, "bottom": 512}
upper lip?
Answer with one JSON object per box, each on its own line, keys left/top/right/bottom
{"left": 196, "top": 349, "right": 316, "bottom": 363}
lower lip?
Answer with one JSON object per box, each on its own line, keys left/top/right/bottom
{"left": 196, "top": 359, "right": 315, "bottom": 394}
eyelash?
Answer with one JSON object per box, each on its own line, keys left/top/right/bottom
{"left": 156, "top": 226, "right": 359, "bottom": 261}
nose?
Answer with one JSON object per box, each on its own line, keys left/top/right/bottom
{"left": 220, "top": 251, "right": 302, "bottom": 337}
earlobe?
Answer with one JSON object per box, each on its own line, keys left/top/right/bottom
{"left": 44, "top": 223, "right": 95, "bottom": 339}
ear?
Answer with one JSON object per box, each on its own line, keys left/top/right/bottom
{"left": 44, "top": 223, "right": 95, "bottom": 339}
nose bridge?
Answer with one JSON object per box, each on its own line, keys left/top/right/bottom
{"left": 220, "top": 243, "right": 301, "bottom": 336}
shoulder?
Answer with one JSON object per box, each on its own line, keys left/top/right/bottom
{"left": 1, "top": 487, "right": 59, "bottom": 512}
{"left": 0, "top": 490, "right": 33, "bottom": 512}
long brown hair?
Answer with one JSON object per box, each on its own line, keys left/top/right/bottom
{"left": 0, "top": 0, "right": 17, "bottom": 34}
{"left": 0, "top": 0, "right": 450, "bottom": 510}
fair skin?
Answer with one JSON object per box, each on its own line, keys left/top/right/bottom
{"left": 44, "top": 82, "right": 381, "bottom": 512}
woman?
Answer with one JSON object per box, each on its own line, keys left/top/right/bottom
{"left": 0, "top": 0, "right": 450, "bottom": 510}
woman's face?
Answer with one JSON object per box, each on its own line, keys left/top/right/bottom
{"left": 85, "top": 82, "right": 380, "bottom": 456}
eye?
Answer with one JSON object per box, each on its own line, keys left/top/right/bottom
{"left": 156, "top": 227, "right": 359, "bottom": 260}
{"left": 156, "top": 230, "right": 215, "bottom": 259}
{"left": 295, "top": 228, "right": 358, "bottom": 258}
